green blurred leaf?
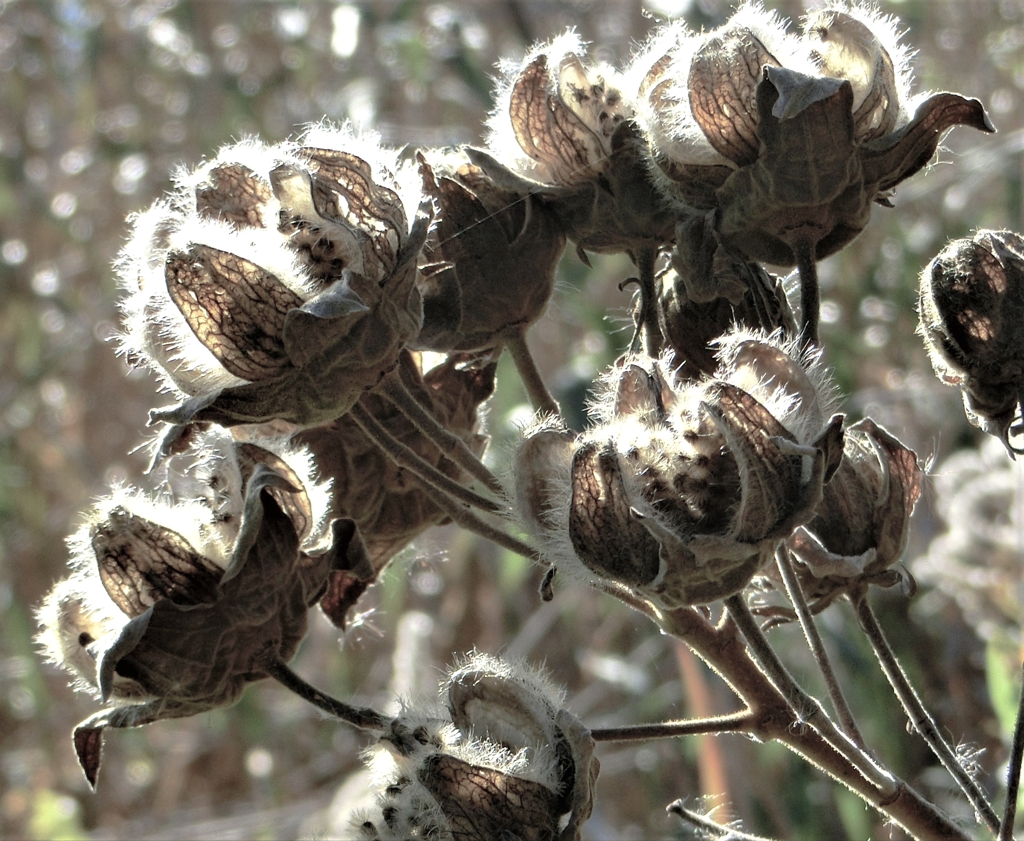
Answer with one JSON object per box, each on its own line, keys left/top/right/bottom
{"left": 986, "top": 628, "right": 1022, "bottom": 741}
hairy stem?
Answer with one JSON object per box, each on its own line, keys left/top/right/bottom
{"left": 775, "top": 547, "right": 866, "bottom": 748}
{"left": 667, "top": 800, "right": 779, "bottom": 841}
{"left": 425, "top": 484, "right": 542, "bottom": 562}
{"left": 268, "top": 660, "right": 388, "bottom": 732}
{"left": 504, "top": 326, "right": 560, "bottom": 417}
{"left": 349, "top": 400, "right": 500, "bottom": 513}
{"left": 380, "top": 368, "right": 504, "bottom": 496}
{"left": 852, "top": 592, "right": 1000, "bottom": 833}
{"left": 1000, "top": 663, "right": 1024, "bottom": 841}
{"left": 655, "top": 604, "right": 967, "bottom": 840}
{"left": 629, "top": 243, "right": 662, "bottom": 358}
{"left": 590, "top": 710, "right": 755, "bottom": 743}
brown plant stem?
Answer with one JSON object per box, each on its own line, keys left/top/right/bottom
{"left": 667, "top": 800, "right": 779, "bottom": 841}
{"left": 590, "top": 710, "right": 755, "bottom": 743}
{"left": 657, "top": 603, "right": 968, "bottom": 840}
{"left": 724, "top": 594, "right": 896, "bottom": 796}
{"left": 852, "top": 591, "right": 1000, "bottom": 834}
{"left": 775, "top": 547, "right": 866, "bottom": 749}
{"left": 999, "top": 663, "right": 1024, "bottom": 841}
{"left": 268, "top": 660, "right": 388, "bottom": 732}
{"left": 504, "top": 326, "right": 560, "bottom": 417}
{"left": 794, "top": 239, "right": 820, "bottom": 348}
{"left": 349, "top": 400, "right": 501, "bottom": 513}
{"left": 381, "top": 367, "right": 505, "bottom": 496}
{"left": 629, "top": 243, "right": 662, "bottom": 358}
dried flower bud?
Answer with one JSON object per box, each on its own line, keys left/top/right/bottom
{"left": 36, "top": 448, "right": 354, "bottom": 782}
{"left": 414, "top": 151, "right": 566, "bottom": 352}
{"left": 296, "top": 350, "right": 496, "bottom": 627}
{"left": 353, "top": 653, "right": 597, "bottom": 841}
{"left": 635, "top": 4, "right": 992, "bottom": 266}
{"left": 919, "top": 230, "right": 1024, "bottom": 452}
{"left": 119, "top": 127, "right": 432, "bottom": 430}
{"left": 514, "top": 335, "right": 843, "bottom": 607}
{"left": 782, "top": 418, "right": 922, "bottom": 611}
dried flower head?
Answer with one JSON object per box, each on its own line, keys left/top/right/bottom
{"left": 413, "top": 150, "right": 566, "bottom": 353}
{"left": 513, "top": 333, "right": 843, "bottom": 607}
{"left": 919, "top": 229, "right": 1024, "bottom": 453}
{"left": 118, "top": 127, "right": 432, "bottom": 430}
{"left": 36, "top": 440, "right": 352, "bottom": 787}
{"left": 353, "top": 653, "right": 597, "bottom": 841}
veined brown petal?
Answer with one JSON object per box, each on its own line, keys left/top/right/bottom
{"left": 195, "top": 163, "right": 272, "bottom": 229}
{"left": 166, "top": 245, "right": 302, "bottom": 381}
{"left": 92, "top": 508, "right": 224, "bottom": 617}
{"left": 688, "top": 28, "right": 780, "bottom": 167}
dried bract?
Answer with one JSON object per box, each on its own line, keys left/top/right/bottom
{"left": 919, "top": 230, "right": 1024, "bottom": 453}
{"left": 639, "top": 3, "right": 992, "bottom": 265}
{"left": 36, "top": 445, "right": 351, "bottom": 787}
{"left": 296, "top": 351, "right": 496, "bottom": 627}
{"left": 781, "top": 418, "right": 922, "bottom": 612}
{"left": 414, "top": 151, "right": 566, "bottom": 352}
{"left": 353, "top": 653, "right": 597, "bottom": 841}
{"left": 476, "top": 31, "right": 675, "bottom": 257}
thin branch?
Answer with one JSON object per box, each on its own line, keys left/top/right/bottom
{"left": 349, "top": 400, "right": 500, "bottom": 513}
{"left": 853, "top": 592, "right": 1000, "bottom": 833}
{"left": 423, "top": 481, "right": 542, "bottom": 562}
{"left": 667, "top": 800, "right": 779, "bottom": 841}
{"left": 775, "top": 547, "right": 866, "bottom": 748}
{"left": 999, "top": 663, "right": 1024, "bottom": 841}
{"left": 380, "top": 368, "right": 505, "bottom": 496}
{"left": 503, "top": 326, "right": 560, "bottom": 417}
{"left": 628, "top": 243, "right": 662, "bottom": 358}
{"left": 268, "top": 660, "right": 388, "bottom": 732}
{"left": 591, "top": 710, "right": 756, "bottom": 743}
{"left": 724, "top": 594, "right": 898, "bottom": 797}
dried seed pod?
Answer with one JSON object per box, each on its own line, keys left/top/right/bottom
{"left": 634, "top": 5, "right": 992, "bottom": 341}
{"left": 780, "top": 418, "right": 923, "bottom": 612}
{"left": 296, "top": 351, "right": 496, "bottom": 627}
{"left": 353, "top": 653, "right": 597, "bottom": 841}
{"left": 119, "top": 128, "right": 432, "bottom": 431}
{"left": 513, "top": 336, "right": 843, "bottom": 607}
{"left": 37, "top": 458, "right": 357, "bottom": 787}
{"left": 473, "top": 31, "right": 675, "bottom": 258}
{"left": 413, "top": 151, "right": 566, "bottom": 352}
{"left": 919, "top": 230, "right": 1024, "bottom": 453}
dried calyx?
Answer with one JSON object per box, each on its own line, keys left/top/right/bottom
{"left": 352, "top": 653, "right": 597, "bottom": 841}
{"left": 634, "top": 3, "right": 993, "bottom": 343}
{"left": 919, "top": 229, "right": 1024, "bottom": 454}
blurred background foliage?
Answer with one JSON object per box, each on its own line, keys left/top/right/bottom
{"left": 2, "top": 0, "right": 1024, "bottom": 838}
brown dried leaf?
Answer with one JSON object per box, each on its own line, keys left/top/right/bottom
{"left": 166, "top": 244, "right": 302, "bottom": 381}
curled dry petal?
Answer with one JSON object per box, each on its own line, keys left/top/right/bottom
{"left": 919, "top": 230, "right": 1024, "bottom": 452}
